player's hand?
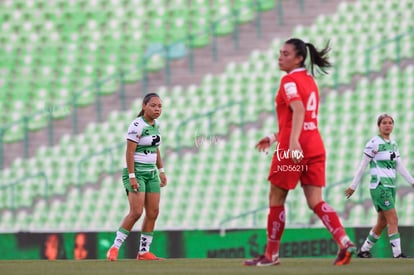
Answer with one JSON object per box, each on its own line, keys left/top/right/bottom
{"left": 255, "top": 136, "right": 271, "bottom": 152}
{"left": 159, "top": 172, "right": 167, "bottom": 187}
{"left": 289, "top": 140, "right": 303, "bottom": 164}
{"left": 345, "top": 188, "right": 355, "bottom": 199}
{"left": 130, "top": 178, "right": 139, "bottom": 192}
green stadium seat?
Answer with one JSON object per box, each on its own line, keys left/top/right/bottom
{"left": 234, "top": 0, "right": 255, "bottom": 23}
{"left": 212, "top": 6, "right": 234, "bottom": 36}
{"left": 3, "top": 112, "right": 25, "bottom": 143}
{"left": 256, "top": 0, "right": 276, "bottom": 11}
{"left": 188, "top": 17, "right": 210, "bottom": 48}
{"left": 99, "top": 68, "right": 120, "bottom": 94}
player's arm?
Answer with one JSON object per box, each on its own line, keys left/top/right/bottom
{"left": 156, "top": 148, "right": 167, "bottom": 187}
{"left": 396, "top": 157, "right": 414, "bottom": 187}
{"left": 126, "top": 139, "right": 139, "bottom": 192}
{"left": 345, "top": 154, "right": 371, "bottom": 199}
{"left": 289, "top": 100, "right": 305, "bottom": 163}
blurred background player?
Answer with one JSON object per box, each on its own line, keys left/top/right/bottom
{"left": 106, "top": 93, "right": 167, "bottom": 261}
{"left": 40, "top": 233, "right": 67, "bottom": 260}
{"left": 345, "top": 113, "right": 414, "bottom": 258}
{"left": 73, "top": 232, "right": 97, "bottom": 260}
{"left": 244, "top": 38, "right": 355, "bottom": 267}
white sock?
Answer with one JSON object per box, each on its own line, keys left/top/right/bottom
{"left": 139, "top": 233, "right": 153, "bottom": 254}
{"left": 389, "top": 233, "right": 402, "bottom": 257}
{"left": 361, "top": 230, "right": 379, "bottom": 252}
{"left": 112, "top": 228, "right": 129, "bottom": 249}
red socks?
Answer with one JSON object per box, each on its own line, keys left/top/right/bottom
{"left": 313, "top": 201, "right": 348, "bottom": 248}
{"left": 265, "top": 205, "right": 285, "bottom": 258}
{"left": 265, "top": 201, "right": 348, "bottom": 258}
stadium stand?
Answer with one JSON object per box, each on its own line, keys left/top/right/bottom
{"left": 1, "top": 0, "right": 343, "bottom": 168}
{"left": 1, "top": 0, "right": 414, "bottom": 232}
{"left": 1, "top": 63, "right": 414, "bottom": 231}
{"left": 0, "top": 0, "right": 268, "bottom": 136}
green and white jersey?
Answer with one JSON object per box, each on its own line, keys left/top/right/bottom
{"left": 364, "top": 135, "right": 399, "bottom": 189}
{"left": 125, "top": 116, "right": 161, "bottom": 170}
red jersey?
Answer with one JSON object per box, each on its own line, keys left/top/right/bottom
{"left": 275, "top": 68, "right": 325, "bottom": 158}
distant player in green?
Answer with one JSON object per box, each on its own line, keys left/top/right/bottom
{"left": 107, "top": 93, "right": 167, "bottom": 261}
{"left": 345, "top": 114, "right": 414, "bottom": 258}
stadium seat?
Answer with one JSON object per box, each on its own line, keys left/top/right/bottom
{"left": 2, "top": 0, "right": 414, "bottom": 232}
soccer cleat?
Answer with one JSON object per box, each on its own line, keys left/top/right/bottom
{"left": 106, "top": 247, "right": 119, "bottom": 261}
{"left": 394, "top": 253, "right": 410, "bottom": 258}
{"left": 357, "top": 250, "right": 373, "bottom": 258}
{"left": 334, "top": 241, "right": 356, "bottom": 265}
{"left": 137, "top": 252, "right": 164, "bottom": 260}
{"left": 244, "top": 255, "right": 266, "bottom": 266}
{"left": 244, "top": 254, "right": 280, "bottom": 267}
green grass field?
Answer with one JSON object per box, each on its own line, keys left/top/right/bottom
{"left": 1, "top": 258, "right": 413, "bottom": 275}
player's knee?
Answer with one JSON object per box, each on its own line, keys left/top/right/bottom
{"left": 146, "top": 208, "right": 160, "bottom": 220}
{"left": 129, "top": 210, "right": 143, "bottom": 221}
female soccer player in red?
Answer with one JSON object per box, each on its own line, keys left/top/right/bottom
{"left": 244, "top": 38, "right": 355, "bottom": 266}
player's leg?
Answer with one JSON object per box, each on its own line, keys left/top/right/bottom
{"left": 301, "top": 156, "right": 355, "bottom": 265}
{"left": 107, "top": 170, "right": 146, "bottom": 261}
{"left": 383, "top": 187, "right": 407, "bottom": 257}
{"left": 383, "top": 208, "right": 406, "bottom": 257}
{"left": 244, "top": 184, "right": 288, "bottom": 266}
{"left": 358, "top": 212, "right": 386, "bottom": 258}
{"left": 137, "top": 170, "right": 164, "bottom": 260}
{"left": 244, "top": 156, "right": 298, "bottom": 267}
{"left": 371, "top": 184, "right": 406, "bottom": 257}
{"left": 303, "top": 185, "right": 353, "bottom": 246}
{"left": 107, "top": 191, "right": 145, "bottom": 261}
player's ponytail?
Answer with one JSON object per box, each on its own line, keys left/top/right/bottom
{"left": 137, "top": 92, "right": 160, "bottom": 117}
{"left": 305, "top": 41, "right": 331, "bottom": 76}
{"left": 285, "top": 38, "right": 331, "bottom": 76}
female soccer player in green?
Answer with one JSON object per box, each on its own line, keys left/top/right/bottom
{"left": 346, "top": 113, "right": 414, "bottom": 258}
{"left": 107, "top": 93, "right": 167, "bottom": 261}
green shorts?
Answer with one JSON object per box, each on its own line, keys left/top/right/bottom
{"left": 122, "top": 166, "right": 161, "bottom": 194}
{"left": 370, "top": 182, "right": 396, "bottom": 212}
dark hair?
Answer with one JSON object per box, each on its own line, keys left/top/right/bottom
{"left": 137, "top": 92, "right": 160, "bottom": 117}
{"left": 285, "top": 38, "right": 332, "bottom": 76}
{"left": 377, "top": 113, "right": 394, "bottom": 126}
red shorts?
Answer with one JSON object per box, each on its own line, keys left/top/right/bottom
{"left": 267, "top": 153, "right": 326, "bottom": 190}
